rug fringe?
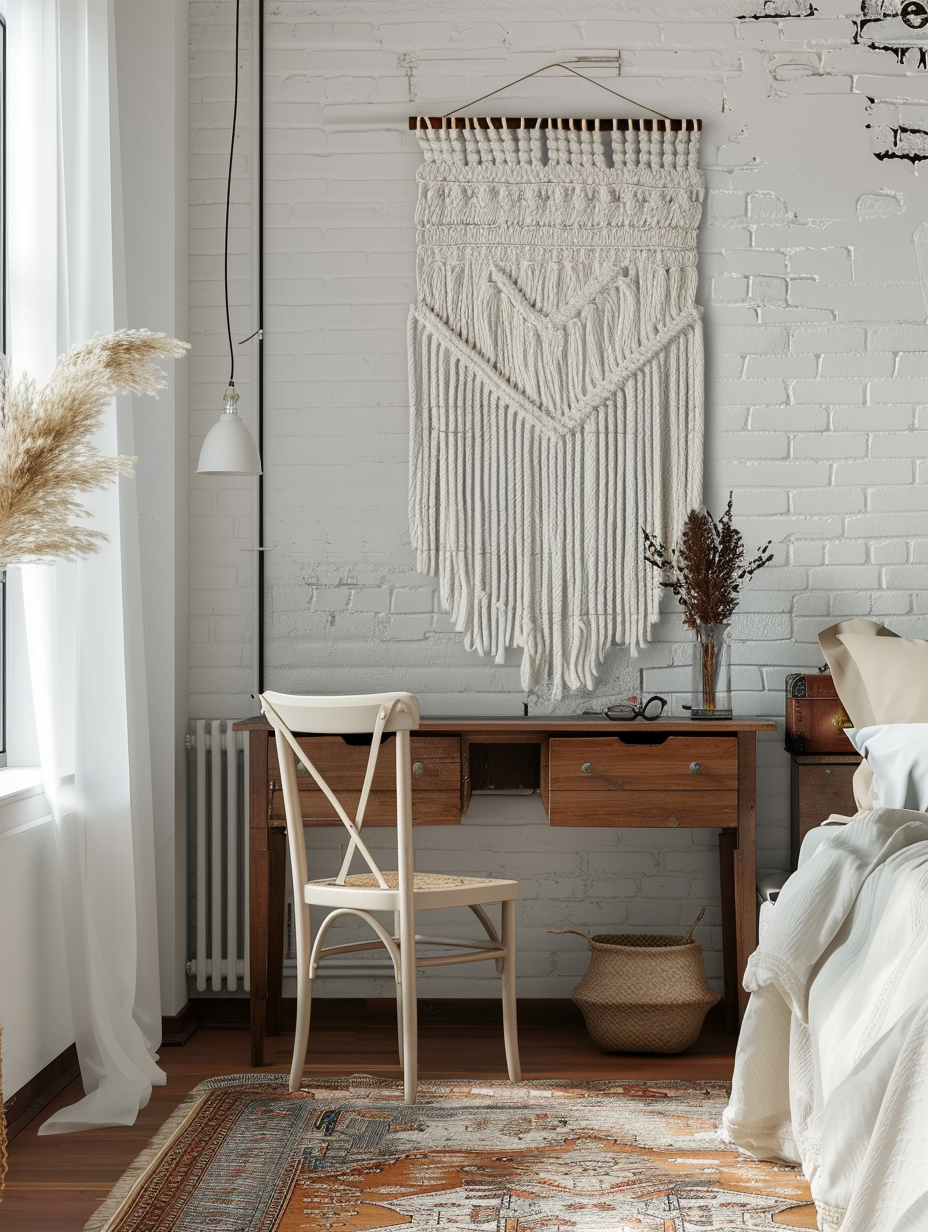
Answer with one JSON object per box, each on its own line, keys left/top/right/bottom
{"left": 196, "top": 1071, "right": 291, "bottom": 1092}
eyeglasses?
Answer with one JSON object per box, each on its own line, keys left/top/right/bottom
{"left": 604, "top": 695, "right": 667, "bottom": 722}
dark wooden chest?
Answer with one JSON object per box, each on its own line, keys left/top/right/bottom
{"left": 785, "top": 672, "right": 854, "bottom": 755}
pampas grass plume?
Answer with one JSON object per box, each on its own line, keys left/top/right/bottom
{"left": 0, "top": 330, "right": 189, "bottom": 565}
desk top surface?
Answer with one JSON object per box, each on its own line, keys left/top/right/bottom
{"left": 234, "top": 714, "right": 777, "bottom": 734}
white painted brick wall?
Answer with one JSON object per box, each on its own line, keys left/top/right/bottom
{"left": 189, "top": 2, "right": 928, "bottom": 998}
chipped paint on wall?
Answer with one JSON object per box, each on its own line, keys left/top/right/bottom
{"left": 738, "top": 2, "right": 928, "bottom": 159}
{"left": 858, "top": 0, "right": 928, "bottom": 68}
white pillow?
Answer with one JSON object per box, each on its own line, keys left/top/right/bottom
{"left": 846, "top": 724, "right": 928, "bottom": 813}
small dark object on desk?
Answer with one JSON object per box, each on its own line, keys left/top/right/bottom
{"left": 682, "top": 703, "right": 733, "bottom": 721}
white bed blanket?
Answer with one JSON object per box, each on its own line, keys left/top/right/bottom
{"left": 722, "top": 808, "right": 928, "bottom": 1232}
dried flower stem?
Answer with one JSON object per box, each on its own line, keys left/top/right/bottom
{"left": 642, "top": 494, "right": 773, "bottom": 633}
{"left": 0, "top": 330, "right": 189, "bottom": 566}
{"left": 702, "top": 638, "right": 716, "bottom": 709}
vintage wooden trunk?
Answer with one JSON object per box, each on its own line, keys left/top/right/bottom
{"left": 784, "top": 672, "right": 854, "bottom": 754}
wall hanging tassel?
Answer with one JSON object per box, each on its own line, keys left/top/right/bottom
{"left": 408, "top": 118, "right": 705, "bottom": 698}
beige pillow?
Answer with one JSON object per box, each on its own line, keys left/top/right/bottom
{"left": 818, "top": 619, "right": 899, "bottom": 727}
{"left": 818, "top": 620, "right": 900, "bottom": 810}
{"left": 836, "top": 632, "right": 928, "bottom": 724}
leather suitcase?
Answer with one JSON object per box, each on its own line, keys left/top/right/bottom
{"left": 785, "top": 672, "right": 853, "bottom": 754}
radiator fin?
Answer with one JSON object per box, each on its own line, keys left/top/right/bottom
{"left": 188, "top": 720, "right": 249, "bottom": 993}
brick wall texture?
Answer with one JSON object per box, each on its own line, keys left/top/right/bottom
{"left": 189, "top": 1, "right": 928, "bottom": 997}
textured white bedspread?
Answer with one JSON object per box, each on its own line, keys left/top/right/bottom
{"left": 722, "top": 808, "right": 928, "bottom": 1232}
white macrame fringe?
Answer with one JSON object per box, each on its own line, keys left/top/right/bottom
{"left": 408, "top": 122, "right": 705, "bottom": 698}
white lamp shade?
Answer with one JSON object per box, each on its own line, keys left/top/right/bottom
{"left": 197, "top": 408, "right": 262, "bottom": 475}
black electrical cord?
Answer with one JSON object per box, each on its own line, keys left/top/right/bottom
{"left": 224, "top": 0, "right": 265, "bottom": 694}
{"left": 257, "top": 0, "right": 265, "bottom": 694}
{"left": 224, "top": 0, "right": 242, "bottom": 389}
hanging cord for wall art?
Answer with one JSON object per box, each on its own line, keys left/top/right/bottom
{"left": 442, "top": 60, "right": 675, "bottom": 123}
{"left": 224, "top": 0, "right": 243, "bottom": 389}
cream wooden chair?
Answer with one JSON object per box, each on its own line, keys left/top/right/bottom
{"left": 260, "top": 690, "right": 521, "bottom": 1102}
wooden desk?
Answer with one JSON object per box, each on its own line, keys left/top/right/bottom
{"left": 235, "top": 715, "right": 775, "bottom": 1065}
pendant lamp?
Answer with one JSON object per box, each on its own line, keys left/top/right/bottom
{"left": 198, "top": 384, "right": 262, "bottom": 475}
{"left": 197, "top": 0, "right": 261, "bottom": 476}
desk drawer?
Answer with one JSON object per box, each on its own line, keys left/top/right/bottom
{"left": 268, "top": 735, "right": 461, "bottom": 826}
{"left": 548, "top": 735, "right": 738, "bottom": 827}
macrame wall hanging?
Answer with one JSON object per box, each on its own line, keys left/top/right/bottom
{"left": 407, "top": 79, "right": 705, "bottom": 699}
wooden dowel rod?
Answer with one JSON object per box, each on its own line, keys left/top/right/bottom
{"left": 408, "top": 116, "right": 702, "bottom": 132}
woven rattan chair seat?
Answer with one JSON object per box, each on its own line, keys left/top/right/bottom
{"left": 312, "top": 871, "right": 506, "bottom": 890}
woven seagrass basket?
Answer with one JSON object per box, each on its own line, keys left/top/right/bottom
{"left": 551, "top": 909, "right": 721, "bottom": 1053}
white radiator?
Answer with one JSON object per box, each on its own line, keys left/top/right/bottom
{"left": 186, "top": 720, "right": 250, "bottom": 993}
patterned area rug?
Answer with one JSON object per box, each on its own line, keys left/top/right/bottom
{"left": 86, "top": 1076, "right": 817, "bottom": 1232}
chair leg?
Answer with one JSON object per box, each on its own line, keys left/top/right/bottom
{"left": 394, "top": 911, "right": 404, "bottom": 1068}
{"left": 395, "top": 981, "right": 404, "bottom": 1069}
{"left": 289, "top": 903, "right": 313, "bottom": 1093}
{"left": 399, "top": 915, "right": 418, "bottom": 1104}
{"left": 501, "top": 899, "right": 521, "bottom": 1084}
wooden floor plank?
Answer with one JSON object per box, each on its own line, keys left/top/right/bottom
{"left": 3, "top": 1019, "right": 736, "bottom": 1232}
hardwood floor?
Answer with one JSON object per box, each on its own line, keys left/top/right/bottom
{"left": 2, "top": 1005, "right": 736, "bottom": 1232}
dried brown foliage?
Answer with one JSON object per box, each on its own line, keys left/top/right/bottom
{"left": 0, "top": 330, "right": 188, "bottom": 565}
{"left": 642, "top": 495, "right": 773, "bottom": 632}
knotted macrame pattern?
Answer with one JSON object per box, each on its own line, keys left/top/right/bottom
{"left": 408, "top": 121, "right": 705, "bottom": 698}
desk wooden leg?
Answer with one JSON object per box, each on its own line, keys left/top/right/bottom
{"left": 249, "top": 731, "right": 270, "bottom": 1067}
{"left": 735, "top": 730, "right": 758, "bottom": 1022}
{"left": 267, "top": 829, "right": 286, "bottom": 1037}
{"left": 718, "top": 830, "right": 738, "bottom": 1033}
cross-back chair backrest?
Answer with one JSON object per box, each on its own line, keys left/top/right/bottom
{"left": 260, "top": 691, "right": 420, "bottom": 891}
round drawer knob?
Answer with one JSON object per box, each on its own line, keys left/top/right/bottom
{"left": 689, "top": 761, "right": 701, "bottom": 774}
{"left": 581, "top": 762, "right": 593, "bottom": 775}
{"left": 412, "top": 761, "right": 425, "bottom": 776}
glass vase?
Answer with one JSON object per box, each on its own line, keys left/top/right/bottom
{"left": 690, "top": 622, "right": 732, "bottom": 720}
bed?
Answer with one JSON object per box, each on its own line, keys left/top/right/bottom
{"left": 722, "top": 620, "right": 928, "bottom": 1232}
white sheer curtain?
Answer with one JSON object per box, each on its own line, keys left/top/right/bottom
{"left": 8, "top": 0, "right": 165, "bottom": 1133}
